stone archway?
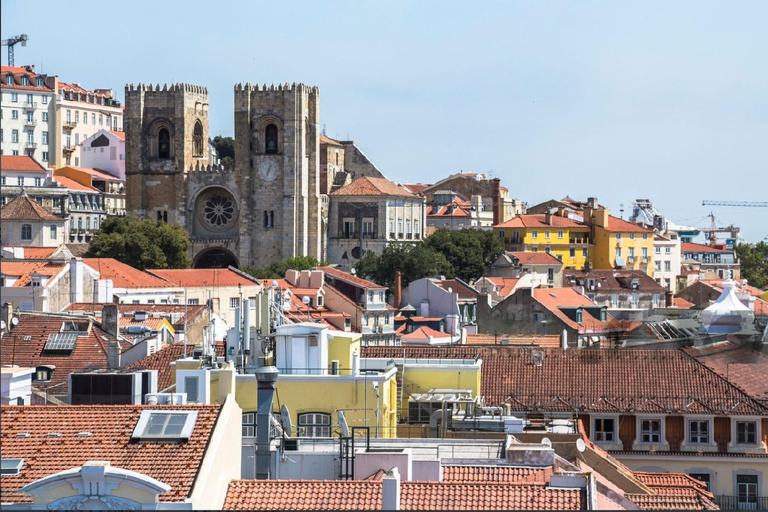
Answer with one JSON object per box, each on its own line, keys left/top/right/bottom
{"left": 193, "top": 248, "right": 239, "bottom": 269}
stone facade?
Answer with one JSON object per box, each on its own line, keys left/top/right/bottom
{"left": 125, "top": 82, "right": 323, "bottom": 268}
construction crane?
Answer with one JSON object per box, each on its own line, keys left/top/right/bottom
{"left": 702, "top": 200, "right": 768, "bottom": 207}
{"left": 1, "top": 34, "right": 28, "bottom": 67}
{"left": 701, "top": 213, "right": 740, "bottom": 247}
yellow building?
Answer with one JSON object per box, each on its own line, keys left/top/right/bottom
{"left": 584, "top": 205, "right": 655, "bottom": 277}
{"left": 493, "top": 210, "right": 591, "bottom": 270}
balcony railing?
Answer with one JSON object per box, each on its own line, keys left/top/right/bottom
{"left": 24, "top": 142, "right": 37, "bottom": 149}
{"left": 714, "top": 495, "right": 766, "bottom": 510}
{"left": 62, "top": 145, "right": 76, "bottom": 153}
{"left": 24, "top": 119, "right": 37, "bottom": 127}
{"left": 23, "top": 101, "right": 37, "bottom": 110}
{"left": 63, "top": 121, "right": 77, "bottom": 129}
{"left": 627, "top": 256, "right": 636, "bottom": 263}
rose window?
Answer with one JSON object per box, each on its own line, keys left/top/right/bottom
{"left": 203, "top": 193, "right": 235, "bottom": 227}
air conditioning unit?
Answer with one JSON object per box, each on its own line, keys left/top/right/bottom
{"left": 145, "top": 393, "right": 187, "bottom": 405}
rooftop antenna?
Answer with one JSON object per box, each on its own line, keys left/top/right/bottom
{"left": 619, "top": 203, "right": 625, "bottom": 219}
{"left": 1, "top": 34, "right": 28, "bottom": 67}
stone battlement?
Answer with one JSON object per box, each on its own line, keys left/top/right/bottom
{"left": 126, "top": 83, "right": 208, "bottom": 94}
{"left": 234, "top": 82, "right": 319, "bottom": 94}
{"left": 186, "top": 162, "right": 236, "bottom": 174}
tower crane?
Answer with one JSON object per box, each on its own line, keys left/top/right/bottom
{"left": 1, "top": 34, "right": 28, "bottom": 67}
{"left": 702, "top": 200, "right": 768, "bottom": 207}
{"left": 702, "top": 213, "right": 740, "bottom": 246}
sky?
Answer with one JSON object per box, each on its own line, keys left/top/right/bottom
{"left": 2, "top": 1, "right": 767, "bottom": 242}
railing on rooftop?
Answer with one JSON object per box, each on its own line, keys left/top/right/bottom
{"left": 714, "top": 495, "right": 766, "bottom": 510}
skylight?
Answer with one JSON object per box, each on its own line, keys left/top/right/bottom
{"left": 43, "top": 333, "right": 77, "bottom": 352}
{"left": 131, "top": 410, "right": 198, "bottom": 441}
{"left": 1, "top": 458, "right": 24, "bottom": 476}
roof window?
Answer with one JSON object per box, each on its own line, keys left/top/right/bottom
{"left": 43, "top": 333, "right": 77, "bottom": 353}
{"left": 131, "top": 410, "right": 198, "bottom": 441}
{"left": 1, "top": 458, "right": 24, "bottom": 476}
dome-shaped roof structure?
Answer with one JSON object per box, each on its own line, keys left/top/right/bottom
{"left": 700, "top": 278, "right": 754, "bottom": 334}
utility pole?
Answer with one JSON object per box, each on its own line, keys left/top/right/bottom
{"left": 1, "top": 34, "right": 29, "bottom": 66}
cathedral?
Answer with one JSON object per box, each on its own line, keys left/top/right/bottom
{"left": 124, "top": 82, "right": 323, "bottom": 268}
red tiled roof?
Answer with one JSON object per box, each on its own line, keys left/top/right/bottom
{"left": 428, "top": 203, "right": 472, "bottom": 218}
{"left": 125, "top": 342, "right": 192, "bottom": 390}
{"left": 83, "top": 259, "right": 174, "bottom": 289}
{"left": 60, "top": 166, "right": 121, "bottom": 181}
{"left": 0, "top": 404, "right": 222, "bottom": 503}
{"left": 64, "top": 303, "right": 207, "bottom": 329}
{"left": 434, "top": 279, "right": 478, "bottom": 300}
{"left": 495, "top": 214, "right": 588, "bottom": 229}
{"left": 0, "top": 155, "right": 47, "bottom": 172}
{"left": 222, "top": 480, "right": 584, "bottom": 511}
{"left": 401, "top": 183, "right": 430, "bottom": 195}
{"left": 0, "top": 313, "right": 117, "bottom": 393}
{"left": 148, "top": 268, "right": 260, "bottom": 288}
{"left": 318, "top": 266, "right": 386, "bottom": 290}
{"left": 408, "top": 316, "right": 443, "bottom": 322}
{"left": 0, "top": 66, "right": 54, "bottom": 93}
{"left": 401, "top": 326, "right": 452, "bottom": 340}
{"left": 52, "top": 175, "right": 98, "bottom": 192}
{"left": 0, "top": 260, "right": 67, "bottom": 286}
{"left": 464, "top": 334, "right": 562, "bottom": 348}
{"left": 531, "top": 287, "right": 606, "bottom": 331}
{"left": 330, "top": 176, "right": 418, "bottom": 198}
{"left": 483, "top": 277, "right": 520, "bottom": 297}
{"left": 109, "top": 130, "right": 125, "bottom": 140}
{"left": 442, "top": 465, "right": 548, "bottom": 483}
{"left": 1, "top": 246, "right": 58, "bottom": 259}
{"left": 683, "top": 342, "right": 768, "bottom": 401}
{"left": 703, "top": 279, "right": 763, "bottom": 297}
{"left": 633, "top": 472, "right": 712, "bottom": 497}
{"left": 600, "top": 216, "right": 652, "bottom": 234}
{"left": 681, "top": 242, "right": 731, "bottom": 253}
{"left": 58, "top": 81, "right": 114, "bottom": 101}
{"left": 508, "top": 251, "right": 563, "bottom": 265}
{"left": 1, "top": 194, "right": 63, "bottom": 221}
{"left": 624, "top": 494, "right": 719, "bottom": 510}
{"left": 362, "top": 346, "right": 766, "bottom": 414}
{"left": 319, "top": 134, "right": 343, "bottom": 146}
{"left": 565, "top": 269, "right": 667, "bottom": 293}
{"left": 673, "top": 297, "right": 695, "bottom": 309}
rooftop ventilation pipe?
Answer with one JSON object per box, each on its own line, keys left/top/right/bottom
{"left": 255, "top": 364, "right": 279, "bottom": 480}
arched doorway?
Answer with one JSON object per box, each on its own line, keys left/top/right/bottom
{"left": 193, "top": 248, "right": 239, "bottom": 269}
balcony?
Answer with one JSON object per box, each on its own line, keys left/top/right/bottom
{"left": 62, "top": 145, "right": 76, "bottom": 153}
{"left": 24, "top": 119, "right": 36, "bottom": 128}
{"left": 627, "top": 256, "right": 636, "bottom": 264}
{"left": 23, "top": 101, "right": 37, "bottom": 110}
{"left": 714, "top": 495, "right": 766, "bottom": 510}
{"left": 63, "top": 121, "right": 77, "bottom": 130}
{"left": 24, "top": 142, "right": 37, "bottom": 149}
{"left": 641, "top": 257, "right": 648, "bottom": 263}
{"left": 569, "top": 237, "right": 590, "bottom": 244}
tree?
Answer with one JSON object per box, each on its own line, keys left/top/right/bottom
{"left": 355, "top": 243, "right": 453, "bottom": 291}
{"left": 241, "top": 256, "right": 328, "bottom": 280}
{"left": 735, "top": 242, "right": 768, "bottom": 289}
{"left": 423, "top": 228, "right": 505, "bottom": 282}
{"left": 84, "top": 216, "right": 191, "bottom": 270}
{"left": 210, "top": 135, "right": 235, "bottom": 167}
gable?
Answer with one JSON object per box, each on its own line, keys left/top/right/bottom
{"left": 90, "top": 134, "right": 111, "bottom": 147}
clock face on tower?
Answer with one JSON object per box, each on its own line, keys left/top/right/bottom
{"left": 258, "top": 160, "right": 279, "bottom": 182}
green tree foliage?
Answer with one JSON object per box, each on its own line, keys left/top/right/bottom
{"left": 355, "top": 243, "right": 453, "bottom": 291}
{"left": 241, "top": 256, "right": 328, "bottom": 280}
{"left": 423, "top": 228, "right": 505, "bottom": 283}
{"left": 84, "top": 216, "right": 191, "bottom": 270}
{"left": 735, "top": 242, "right": 768, "bottom": 289}
{"left": 210, "top": 135, "right": 235, "bottom": 167}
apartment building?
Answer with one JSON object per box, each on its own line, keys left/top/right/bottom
{"left": 1, "top": 66, "right": 55, "bottom": 164}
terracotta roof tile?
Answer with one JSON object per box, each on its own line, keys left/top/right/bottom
{"left": 109, "top": 130, "right": 125, "bottom": 140}
{"left": 481, "top": 277, "right": 520, "bottom": 297}
{"left": 681, "top": 242, "right": 732, "bottom": 253}
{"left": 318, "top": 266, "right": 386, "bottom": 290}
{"left": 442, "top": 465, "right": 548, "bottom": 483}
{"left": 224, "top": 480, "right": 382, "bottom": 510}
{"left": 61, "top": 166, "right": 121, "bottom": 181}
{"left": 508, "top": 251, "right": 563, "bottom": 265}
{"left": 565, "top": 269, "right": 667, "bottom": 293}
{"left": 1, "top": 246, "right": 59, "bottom": 259}
{"left": 531, "top": 287, "right": 608, "bottom": 331}
{"left": 330, "top": 176, "right": 418, "bottom": 198}
{"left": 52, "top": 175, "right": 98, "bottom": 192}
{"left": 625, "top": 494, "right": 719, "bottom": 510}
{"left": 633, "top": 472, "right": 712, "bottom": 497}
{"left": 0, "top": 155, "right": 47, "bottom": 172}
{"left": 401, "top": 326, "right": 452, "bottom": 341}
{"left": 401, "top": 183, "right": 430, "bottom": 195}
{"left": 0, "top": 313, "right": 117, "bottom": 393}
{"left": 82, "top": 259, "right": 175, "bottom": 289}
{"left": 682, "top": 342, "right": 768, "bottom": 401}
{"left": 0, "top": 66, "right": 54, "bottom": 93}
{"left": 361, "top": 346, "right": 766, "bottom": 414}
{"left": 673, "top": 297, "right": 695, "bottom": 309}
{"left": 319, "top": 134, "right": 343, "bottom": 146}
{"left": 601, "top": 216, "right": 652, "bottom": 234}
{"left": 1, "top": 194, "right": 63, "bottom": 221}
{"left": 0, "top": 260, "right": 67, "bottom": 286}
{"left": 433, "top": 279, "right": 478, "bottom": 300}
{"left": 0, "top": 403, "right": 222, "bottom": 503}
{"left": 148, "top": 268, "right": 260, "bottom": 288}
{"left": 495, "top": 214, "right": 588, "bottom": 229}
{"left": 125, "top": 343, "right": 193, "bottom": 390}
{"left": 464, "top": 334, "right": 562, "bottom": 348}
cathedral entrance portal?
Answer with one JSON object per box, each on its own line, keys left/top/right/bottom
{"left": 193, "top": 248, "right": 239, "bottom": 269}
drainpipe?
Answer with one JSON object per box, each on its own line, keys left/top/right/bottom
{"left": 255, "top": 364, "right": 279, "bottom": 480}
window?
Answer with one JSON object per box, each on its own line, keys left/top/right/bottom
{"left": 11, "top": 92, "right": 18, "bottom": 102}
{"left": 558, "top": 230, "right": 564, "bottom": 239}
{"left": 1, "top": 177, "right": 4, "bottom": 186}
{"left": 42, "top": 131, "right": 48, "bottom": 145}
{"left": 737, "top": 474, "right": 759, "bottom": 509}
{"left": 640, "top": 419, "right": 661, "bottom": 443}
{"left": 582, "top": 247, "right": 588, "bottom": 258}
{"left": 594, "top": 418, "right": 615, "bottom": 442}
{"left": 42, "top": 151, "right": 49, "bottom": 162}
{"left": 91, "top": 113, "right": 96, "bottom": 125}
{"left": 545, "top": 230, "right": 550, "bottom": 239}
{"left": 264, "top": 210, "right": 274, "bottom": 228}
{"left": 642, "top": 247, "right": 648, "bottom": 259}
{"left": 265, "top": 124, "right": 278, "bottom": 154}
{"left": 193, "top": 121, "right": 203, "bottom": 155}
{"left": 531, "top": 230, "right": 538, "bottom": 239}
{"left": 643, "top": 233, "right": 648, "bottom": 240}
{"left": 664, "top": 261, "right": 671, "bottom": 272}
{"left": 736, "top": 421, "right": 757, "bottom": 444}
{"left": 230, "top": 297, "right": 240, "bottom": 309}
{"left": 629, "top": 247, "right": 635, "bottom": 258}
{"left": 616, "top": 233, "right": 621, "bottom": 239}
{"left": 21, "top": 224, "right": 32, "bottom": 241}
{"left": 12, "top": 129, "right": 19, "bottom": 142}
{"left": 1, "top": 458, "right": 24, "bottom": 476}
{"left": 545, "top": 246, "right": 551, "bottom": 254}
{"left": 655, "top": 261, "right": 662, "bottom": 272}
{"left": 75, "top": 111, "right": 79, "bottom": 122}
{"left": 37, "top": 76, "right": 44, "bottom": 87}
{"left": 570, "top": 247, "right": 576, "bottom": 258}
{"left": 298, "top": 412, "right": 331, "bottom": 437}
{"left": 188, "top": 298, "right": 200, "bottom": 305}
{"left": 26, "top": 111, "right": 33, "bottom": 122}
{"left": 611, "top": 294, "right": 618, "bottom": 307}
{"left": 688, "top": 473, "right": 711, "bottom": 491}
{"left": 132, "top": 410, "right": 198, "bottom": 440}
{"left": 242, "top": 413, "right": 255, "bottom": 437}
{"left": 6, "top": 74, "right": 13, "bottom": 85}
{"left": 655, "top": 246, "right": 661, "bottom": 254}
{"left": 689, "top": 420, "right": 709, "bottom": 444}
{"left": 50, "top": 225, "right": 58, "bottom": 239}
{"left": 629, "top": 233, "right": 635, "bottom": 240}
{"left": 99, "top": 114, "right": 103, "bottom": 126}
{"left": 158, "top": 128, "right": 170, "bottom": 158}
{"left": 34, "top": 177, "right": 42, "bottom": 187}
{"left": 615, "top": 247, "right": 621, "bottom": 259}
{"left": 665, "top": 247, "right": 671, "bottom": 254}
{"left": 11, "top": 109, "right": 18, "bottom": 119}
{"left": 531, "top": 246, "right": 538, "bottom": 252}
{"left": 184, "top": 376, "right": 199, "bottom": 403}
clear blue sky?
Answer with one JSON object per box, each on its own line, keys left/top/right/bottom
{"left": 3, "top": 1, "right": 767, "bottom": 242}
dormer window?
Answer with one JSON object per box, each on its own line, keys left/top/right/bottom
{"left": 36, "top": 77, "right": 44, "bottom": 87}
{"left": 1, "top": 458, "right": 24, "bottom": 476}
{"left": 575, "top": 308, "right": 583, "bottom": 323}
{"left": 77, "top": 91, "right": 82, "bottom": 101}
{"left": 131, "top": 410, "right": 198, "bottom": 441}
{"left": 86, "top": 93, "right": 91, "bottom": 103}
{"left": 5, "top": 74, "right": 13, "bottom": 85}
{"left": 21, "top": 75, "right": 29, "bottom": 86}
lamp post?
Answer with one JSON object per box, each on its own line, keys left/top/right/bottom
{"left": 302, "top": 295, "right": 311, "bottom": 322}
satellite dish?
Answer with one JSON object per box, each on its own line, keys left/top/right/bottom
{"left": 541, "top": 437, "right": 552, "bottom": 448}
{"left": 280, "top": 405, "right": 293, "bottom": 438}
{"left": 338, "top": 410, "right": 350, "bottom": 438}
{"left": 11, "top": 317, "right": 19, "bottom": 326}
{"left": 576, "top": 438, "right": 586, "bottom": 453}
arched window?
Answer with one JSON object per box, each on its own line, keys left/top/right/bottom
{"left": 193, "top": 121, "right": 204, "bottom": 156}
{"left": 77, "top": 91, "right": 82, "bottom": 101}
{"left": 265, "top": 124, "right": 278, "bottom": 154}
{"left": 158, "top": 128, "right": 171, "bottom": 159}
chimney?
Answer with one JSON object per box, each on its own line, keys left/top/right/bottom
{"left": 492, "top": 178, "right": 502, "bottom": 225}
{"left": 69, "top": 257, "right": 84, "bottom": 303}
{"left": 560, "top": 329, "right": 568, "bottom": 350}
{"left": 107, "top": 340, "right": 122, "bottom": 369}
{"left": 382, "top": 467, "right": 401, "bottom": 511}
{"left": 587, "top": 197, "right": 597, "bottom": 209}
{"left": 1, "top": 303, "right": 13, "bottom": 334}
{"left": 255, "top": 364, "right": 279, "bottom": 480}
{"left": 101, "top": 304, "right": 119, "bottom": 338}
{"left": 665, "top": 291, "right": 673, "bottom": 307}
{"left": 394, "top": 271, "right": 402, "bottom": 308}
{"left": 545, "top": 210, "right": 553, "bottom": 225}
{"left": 218, "top": 361, "right": 237, "bottom": 404}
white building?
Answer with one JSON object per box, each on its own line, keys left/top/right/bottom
{"left": 653, "top": 232, "right": 681, "bottom": 292}
{"left": 0, "top": 193, "right": 68, "bottom": 247}
{"left": 1, "top": 66, "right": 56, "bottom": 165}
{"left": 79, "top": 128, "right": 126, "bottom": 180}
